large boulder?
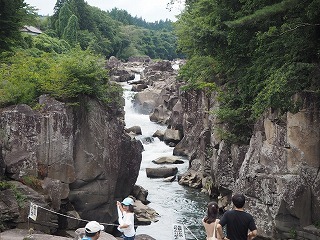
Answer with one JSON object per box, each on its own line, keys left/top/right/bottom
{"left": 130, "top": 185, "right": 150, "bottom": 204}
{"left": 133, "top": 200, "right": 159, "bottom": 225}
{"left": 133, "top": 90, "right": 161, "bottom": 114}
{"left": 146, "top": 60, "right": 173, "bottom": 72}
{"left": 163, "top": 128, "right": 183, "bottom": 145}
{"left": 106, "top": 56, "right": 136, "bottom": 82}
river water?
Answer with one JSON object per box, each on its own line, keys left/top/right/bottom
{"left": 121, "top": 78, "right": 210, "bottom": 240}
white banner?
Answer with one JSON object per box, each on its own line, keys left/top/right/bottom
{"left": 28, "top": 202, "right": 38, "bottom": 221}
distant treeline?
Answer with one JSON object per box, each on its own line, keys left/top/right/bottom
{"left": 0, "top": 0, "right": 182, "bottom": 61}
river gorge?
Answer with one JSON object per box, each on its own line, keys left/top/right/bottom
{"left": 0, "top": 57, "right": 319, "bottom": 240}
{"left": 122, "top": 79, "right": 209, "bottom": 240}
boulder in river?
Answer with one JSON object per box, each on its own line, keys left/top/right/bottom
{"left": 125, "top": 126, "right": 142, "bottom": 135}
{"left": 146, "top": 167, "right": 178, "bottom": 178}
{"left": 152, "top": 156, "right": 184, "bottom": 165}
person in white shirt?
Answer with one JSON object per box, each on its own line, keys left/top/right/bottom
{"left": 117, "top": 197, "right": 136, "bottom": 240}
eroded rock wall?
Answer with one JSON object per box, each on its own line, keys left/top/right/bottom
{"left": 233, "top": 93, "right": 320, "bottom": 239}
{"left": 0, "top": 95, "right": 143, "bottom": 233}
{"left": 174, "top": 89, "right": 320, "bottom": 239}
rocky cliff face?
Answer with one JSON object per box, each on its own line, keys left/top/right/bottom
{"left": 0, "top": 95, "right": 143, "bottom": 233}
{"left": 172, "top": 89, "right": 320, "bottom": 239}
{"left": 233, "top": 93, "right": 320, "bottom": 240}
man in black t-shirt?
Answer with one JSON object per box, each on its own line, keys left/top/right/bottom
{"left": 217, "top": 193, "right": 257, "bottom": 240}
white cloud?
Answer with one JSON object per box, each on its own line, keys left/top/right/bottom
{"left": 25, "top": 0, "right": 184, "bottom": 22}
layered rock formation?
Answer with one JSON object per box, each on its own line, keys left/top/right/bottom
{"left": 154, "top": 82, "right": 319, "bottom": 239}
{"left": 0, "top": 95, "right": 143, "bottom": 233}
{"left": 173, "top": 90, "right": 320, "bottom": 239}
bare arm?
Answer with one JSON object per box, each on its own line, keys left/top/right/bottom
{"left": 215, "top": 220, "right": 222, "bottom": 239}
{"left": 118, "top": 223, "right": 129, "bottom": 229}
{"left": 217, "top": 223, "right": 229, "bottom": 240}
{"left": 247, "top": 229, "right": 257, "bottom": 240}
{"left": 117, "top": 201, "right": 124, "bottom": 212}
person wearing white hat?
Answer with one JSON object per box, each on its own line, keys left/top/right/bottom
{"left": 82, "top": 221, "right": 104, "bottom": 240}
{"left": 116, "top": 197, "right": 135, "bottom": 240}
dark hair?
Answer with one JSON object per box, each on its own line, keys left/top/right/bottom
{"left": 85, "top": 230, "right": 100, "bottom": 237}
{"left": 203, "top": 201, "right": 218, "bottom": 224}
{"left": 123, "top": 204, "right": 134, "bottom": 213}
{"left": 232, "top": 193, "right": 245, "bottom": 208}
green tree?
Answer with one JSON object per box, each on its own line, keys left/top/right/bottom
{"left": 56, "top": 2, "right": 73, "bottom": 37}
{"left": 0, "top": 0, "right": 27, "bottom": 52}
{"left": 77, "top": 29, "right": 96, "bottom": 50}
{"left": 62, "top": 14, "right": 79, "bottom": 46}
{"left": 51, "top": 0, "right": 68, "bottom": 29}
{"left": 33, "top": 33, "right": 70, "bottom": 53}
{"left": 69, "top": 0, "right": 94, "bottom": 31}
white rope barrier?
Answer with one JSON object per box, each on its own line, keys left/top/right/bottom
{"left": 29, "top": 202, "right": 202, "bottom": 239}
{"left": 182, "top": 222, "right": 200, "bottom": 240}
{"left": 29, "top": 202, "right": 118, "bottom": 226}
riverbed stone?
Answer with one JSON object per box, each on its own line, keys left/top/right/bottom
{"left": 130, "top": 185, "right": 150, "bottom": 204}
{"left": 125, "top": 126, "right": 142, "bottom": 135}
{"left": 163, "top": 128, "right": 182, "bottom": 144}
{"left": 152, "top": 129, "right": 165, "bottom": 141}
{"left": 146, "top": 167, "right": 178, "bottom": 178}
{"left": 152, "top": 156, "right": 184, "bottom": 164}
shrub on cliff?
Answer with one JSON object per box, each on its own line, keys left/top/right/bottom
{"left": 0, "top": 47, "right": 122, "bottom": 108}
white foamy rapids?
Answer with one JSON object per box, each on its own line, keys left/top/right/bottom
{"left": 122, "top": 83, "right": 167, "bottom": 137}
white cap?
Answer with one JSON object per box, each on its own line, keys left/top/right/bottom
{"left": 85, "top": 221, "right": 104, "bottom": 233}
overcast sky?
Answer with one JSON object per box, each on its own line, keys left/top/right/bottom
{"left": 24, "top": 0, "right": 185, "bottom": 22}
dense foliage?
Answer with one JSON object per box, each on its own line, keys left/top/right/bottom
{"left": 0, "top": 48, "right": 122, "bottom": 108}
{"left": 175, "top": 0, "right": 320, "bottom": 143}
{"left": 0, "top": 0, "right": 31, "bottom": 53}
{"left": 47, "top": 0, "right": 181, "bottom": 60}
{"left": 109, "top": 8, "right": 174, "bottom": 31}
{"left": 0, "top": 0, "right": 182, "bottom": 109}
